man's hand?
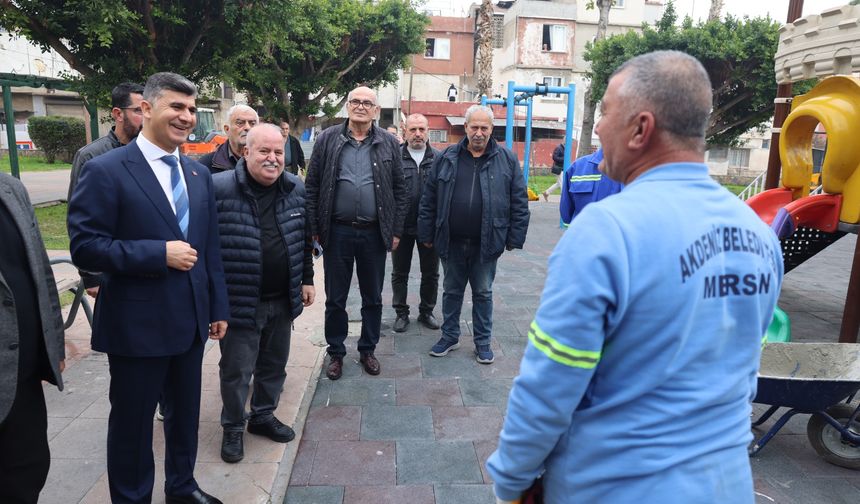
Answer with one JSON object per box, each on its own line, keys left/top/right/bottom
{"left": 302, "top": 285, "right": 316, "bottom": 306}
{"left": 86, "top": 286, "right": 99, "bottom": 298}
{"left": 391, "top": 236, "right": 400, "bottom": 251}
{"left": 422, "top": 242, "right": 433, "bottom": 248}
{"left": 59, "top": 359, "right": 65, "bottom": 373}
{"left": 209, "top": 320, "right": 228, "bottom": 340}
{"left": 166, "top": 241, "right": 198, "bottom": 271}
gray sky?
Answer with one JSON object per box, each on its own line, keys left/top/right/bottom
{"left": 420, "top": 0, "right": 852, "bottom": 21}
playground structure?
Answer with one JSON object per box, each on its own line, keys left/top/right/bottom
{"left": 480, "top": 80, "right": 576, "bottom": 186}
{"left": 748, "top": 3, "right": 860, "bottom": 345}
{"left": 747, "top": 4, "right": 860, "bottom": 468}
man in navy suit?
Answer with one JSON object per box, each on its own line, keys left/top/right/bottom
{"left": 68, "top": 72, "right": 229, "bottom": 504}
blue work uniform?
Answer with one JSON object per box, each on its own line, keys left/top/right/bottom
{"left": 559, "top": 149, "right": 623, "bottom": 224}
{"left": 487, "top": 163, "right": 783, "bottom": 503}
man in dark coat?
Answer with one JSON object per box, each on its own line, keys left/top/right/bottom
{"left": 391, "top": 113, "right": 441, "bottom": 333}
{"left": 198, "top": 104, "right": 259, "bottom": 174}
{"left": 212, "top": 123, "right": 315, "bottom": 464}
{"left": 418, "top": 105, "right": 530, "bottom": 365}
{"left": 0, "top": 173, "right": 65, "bottom": 503}
{"left": 305, "top": 86, "right": 407, "bottom": 380}
{"left": 280, "top": 121, "right": 306, "bottom": 176}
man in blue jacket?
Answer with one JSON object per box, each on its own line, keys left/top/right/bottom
{"left": 212, "top": 124, "right": 315, "bottom": 464}
{"left": 418, "top": 105, "right": 530, "bottom": 364}
{"left": 487, "top": 51, "right": 783, "bottom": 503}
{"left": 559, "top": 148, "right": 623, "bottom": 224}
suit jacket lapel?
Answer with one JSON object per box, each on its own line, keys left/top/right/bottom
{"left": 123, "top": 142, "right": 184, "bottom": 239}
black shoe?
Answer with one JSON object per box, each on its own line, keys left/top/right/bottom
{"left": 393, "top": 314, "right": 409, "bottom": 332}
{"left": 166, "top": 488, "right": 223, "bottom": 504}
{"left": 417, "top": 313, "right": 440, "bottom": 330}
{"left": 248, "top": 416, "right": 296, "bottom": 443}
{"left": 220, "top": 430, "right": 244, "bottom": 463}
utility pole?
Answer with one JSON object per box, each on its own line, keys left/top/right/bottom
{"left": 408, "top": 54, "right": 415, "bottom": 115}
{"left": 764, "top": 0, "right": 804, "bottom": 190}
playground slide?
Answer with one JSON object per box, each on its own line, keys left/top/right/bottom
{"left": 747, "top": 188, "right": 842, "bottom": 239}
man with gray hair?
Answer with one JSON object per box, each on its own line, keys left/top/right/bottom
{"left": 213, "top": 123, "right": 315, "bottom": 464}
{"left": 487, "top": 51, "right": 783, "bottom": 503}
{"left": 199, "top": 104, "right": 259, "bottom": 174}
{"left": 68, "top": 72, "right": 229, "bottom": 504}
{"left": 306, "top": 85, "right": 407, "bottom": 380}
{"left": 418, "top": 104, "right": 529, "bottom": 364}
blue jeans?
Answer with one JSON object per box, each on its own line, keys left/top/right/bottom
{"left": 323, "top": 223, "right": 387, "bottom": 357}
{"left": 440, "top": 238, "right": 497, "bottom": 346}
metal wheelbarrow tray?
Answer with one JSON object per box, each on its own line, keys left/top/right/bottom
{"left": 750, "top": 343, "right": 860, "bottom": 469}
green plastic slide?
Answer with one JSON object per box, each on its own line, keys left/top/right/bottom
{"left": 765, "top": 306, "right": 791, "bottom": 343}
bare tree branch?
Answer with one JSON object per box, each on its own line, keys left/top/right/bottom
{"left": 141, "top": 0, "right": 159, "bottom": 65}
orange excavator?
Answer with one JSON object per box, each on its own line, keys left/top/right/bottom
{"left": 180, "top": 107, "right": 225, "bottom": 156}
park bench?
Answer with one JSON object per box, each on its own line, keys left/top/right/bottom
{"left": 49, "top": 256, "right": 93, "bottom": 330}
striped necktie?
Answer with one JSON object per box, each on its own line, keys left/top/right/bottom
{"left": 161, "top": 155, "right": 189, "bottom": 238}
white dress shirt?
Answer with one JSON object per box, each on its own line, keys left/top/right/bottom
{"left": 136, "top": 133, "right": 189, "bottom": 216}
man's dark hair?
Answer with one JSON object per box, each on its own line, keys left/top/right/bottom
{"left": 143, "top": 72, "right": 198, "bottom": 103}
{"left": 111, "top": 82, "right": 144, "bottom": 109}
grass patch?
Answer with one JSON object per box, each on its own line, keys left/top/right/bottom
{"left": 527, "top": 174, "right": 560, "bottom": 195}
{"left": 59, "top": 291, "right": 75, "bottom": 307}
{"left": 723, "top": 184, "right": 746, "bottom": 195}
{"left": 0, "top": 153, "right": 71, "bottom": 172}
{"left": 34, "top": 203, "right": 69, "bottom": 250}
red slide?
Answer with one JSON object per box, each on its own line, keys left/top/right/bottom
{"left": 747, "top": 188, "right": 842, "bottom": 239}
{"left": 746, "top": 188, "right": 793, "bottom": 226}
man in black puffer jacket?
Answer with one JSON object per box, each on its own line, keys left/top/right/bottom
{"left": 212, "top": 123, "right": 315, "bottom": 464}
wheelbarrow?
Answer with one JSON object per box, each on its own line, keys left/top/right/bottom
{"left": 750, "top": 343, "right": 860, "bottom": 469}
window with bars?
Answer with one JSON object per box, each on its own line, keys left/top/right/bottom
{"left": 428, "top": 130, "right": 448, "bottom": 143}
{"left": 492, "top": 14, "right": 504, "bottom": 48}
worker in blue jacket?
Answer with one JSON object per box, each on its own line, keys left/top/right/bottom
{"left": 487, "top": 51, "right": 784, "bottom": 504}
{"left": 559, "top": 148, "right": 623, "bottom": 224}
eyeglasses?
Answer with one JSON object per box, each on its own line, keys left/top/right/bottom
{"left": 348, "top": 99, "right": 376, "bottom": 109}
{"left": 120, "top": 107, "right": 143, "bottom": 115}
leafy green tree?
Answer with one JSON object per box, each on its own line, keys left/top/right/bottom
{"left": 227, "top": 0, "right": 428, "bottom": 131}
{"left": 0, "top": 0, "right": 245, "bottom": 106}
{"left": 584, "top": 1, "right": 812, "bottom": 146}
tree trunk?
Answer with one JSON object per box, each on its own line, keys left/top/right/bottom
{"left": 708, "top": 0, "right": 724, "bottom": 21}
{"left": 577, "top": 0, "right": 612, "bottom": 158}
{"left": 476, "top": 0, "right": 494, "bottom": 98}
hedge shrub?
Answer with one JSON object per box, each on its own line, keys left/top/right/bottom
{"left": 27, "top": 116, "right": 86, "bottom": 163}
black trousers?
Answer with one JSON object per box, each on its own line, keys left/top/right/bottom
{"left": 0, "top": 375, "right": 50, "bottom": 504}
{"left": 390, "top": 233, "right": 439, "bottom": 317}
{"left": 323, "top": 223, "right": 387, "bottom": 357}
{"left": 106, "top": 337, "right": 205, "bottom": 503}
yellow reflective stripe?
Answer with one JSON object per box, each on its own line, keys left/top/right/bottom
{"left": 761, "top": 333, "right": 768, "bottom": 349}
{"left": 569, "top": 174, "right": 602, "bottom": 182}
{"left": 528, "top": 321, "right": 601, "bottom": 369}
